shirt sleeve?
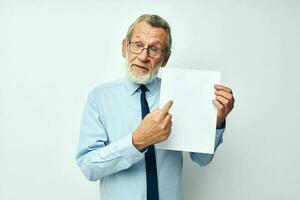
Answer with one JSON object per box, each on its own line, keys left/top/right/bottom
{"left": 75, "top": 92, "right": 145, "bottom": 181}
{"left": 189, "top": 120, "right": 226, "bottom": 166}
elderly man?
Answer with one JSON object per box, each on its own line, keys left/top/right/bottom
{"left": 76, "top": 14, "right": 234, "bottom": 200}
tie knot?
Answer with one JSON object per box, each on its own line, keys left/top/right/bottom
{"left": 139, "top": 85, "right": 148, "bottom": 93}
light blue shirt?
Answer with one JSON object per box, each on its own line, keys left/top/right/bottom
{"left": 76, "top": 77, "right": 225, "bottom": 200}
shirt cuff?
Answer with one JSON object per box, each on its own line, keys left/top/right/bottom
{"left": 117, "top": 133, "right": 146, "bottom": 166}
{"left": 217, "top": 119, "right": 226, "bottom": 129}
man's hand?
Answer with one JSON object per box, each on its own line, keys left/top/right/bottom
{"left": 132, "top": 100, "right": 173, "bottom": 151}
{"left": 213, "top": 84, "right": 235, "bottom": 129}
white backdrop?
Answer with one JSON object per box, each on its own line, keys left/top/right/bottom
{"left": 1, "top": 0, "right": 299, "bottom": 200}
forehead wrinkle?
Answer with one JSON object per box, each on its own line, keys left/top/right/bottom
{"left": 142, "top": 28, "right": 166, "bottom": 40}
{"left": 138, "top": 30, "right": 165, "bottom": 43}
{"left": 142, "top": 25, "right": 152, "bottom": 39}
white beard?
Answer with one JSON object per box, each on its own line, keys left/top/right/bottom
{"left": 125, "top": 61, "right": 161, "bottom": 85}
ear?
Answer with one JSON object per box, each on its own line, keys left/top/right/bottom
{"left": 122, "top": 39, "right": 127, "bottom": 58}
{"left": 161, "top": 53, "right": 171, "bottom": 68}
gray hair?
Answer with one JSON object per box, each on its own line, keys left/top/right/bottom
{"left": 125, "top": 14, "right": 172, "bottom": 55}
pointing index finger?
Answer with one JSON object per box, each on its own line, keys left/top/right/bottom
{"left": 161, "top": 100, "right": 173, "bottom": 115}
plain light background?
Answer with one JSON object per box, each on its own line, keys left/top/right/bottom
{"left": 1, "top": 0, "right": 299, "bottom": 200}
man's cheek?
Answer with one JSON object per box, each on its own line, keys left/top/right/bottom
{"left": 129, "top": 54, "right": 137, "bottom": 62}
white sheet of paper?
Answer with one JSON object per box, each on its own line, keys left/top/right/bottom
{"left": 156, "top": 67, "right": 221, "bottom": 154}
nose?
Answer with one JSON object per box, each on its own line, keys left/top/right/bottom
{"left": 137, "top": 48, "right": 150, "bottom": 62}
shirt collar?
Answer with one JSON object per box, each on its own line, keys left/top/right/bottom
{"left": 124, "top": 77, "right": 159, "bottom": 96}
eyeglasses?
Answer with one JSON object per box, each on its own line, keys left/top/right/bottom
{"left": 127, "top": 41, "right": 166, "bottom": 58}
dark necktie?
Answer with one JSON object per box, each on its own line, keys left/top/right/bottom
{"left": 140, "top": 85, "right": 159, "bottom": 200}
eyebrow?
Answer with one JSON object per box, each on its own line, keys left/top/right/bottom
{"left": 132, "top": 36, "right": 163, "bottom": 46}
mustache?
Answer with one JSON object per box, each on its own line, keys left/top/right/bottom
{"left": 131, "top": 63, "right": 150, "bottom": 69}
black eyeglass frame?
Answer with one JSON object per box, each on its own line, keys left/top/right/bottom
{"left": 127, "top": 41, "right": 167, "bottom": 57}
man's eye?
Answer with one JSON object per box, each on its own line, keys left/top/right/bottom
{"left": 149, "top": 47, "right": 159, "bottom": 52}
{"left": 135, "top": 43, "right": 143, "bottom": 48}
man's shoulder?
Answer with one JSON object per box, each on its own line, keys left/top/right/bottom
{"left": 88, "top": 79, "right": 126, "bottom": 97}
{"left": 95, "top": 79, "right": 125, "bottom": 90}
